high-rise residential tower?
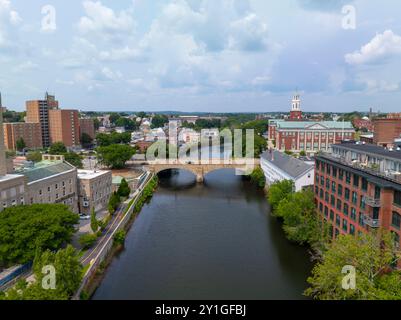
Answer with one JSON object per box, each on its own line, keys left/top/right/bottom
{"left": 26, "top": 92, "right": 59, "bottom": 148}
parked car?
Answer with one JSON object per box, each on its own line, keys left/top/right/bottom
{"left": 79, "top": 214, "right": 90, "bottom": 220}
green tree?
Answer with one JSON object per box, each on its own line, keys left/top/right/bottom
{"left": 80, "top": 133, "right": 93, "bottom": 148}
{"left": 267, "top": 180, "right": 294, "bottom": 210}
{"left": 117, "top": 178, "right": 131, "bottom": 198}
{"left": 26, "top": 151, "right": 42, "bottom": 163}
{"left": 90, "top": 208, "right": 99, "bottom": 234}
{"left": 151, "top": 115, "right": 169, "bottom": 129}
{"left": 275, "top": 190, "right": 327, "bottom": 246}
{"left": 64, "top": 152, "right": 83, "bottom": 169}
{"left": 115, "top": 117, "right": 138, "bottom": 131}
{"left": 2, "top": 246, "right": 82, "bottom": 300}
{"left": 49, "top": 142, "right": 67, "bottom": 155}
{"left": 250, "top": 167, "right": 266, "bottom": 188}
{"left": 97, "top": 144, "right": 135, "bottom": 169}
{"left": 79, "top": 233, "right": 98, "bottom": 249}
{"left": 96, "top": 132, "right": 132, "bottom": 147}
{"left": 0, "top": 204, "right": 78, "bottom": 267}
{"left": 16, "top": 137, "right": 26, "bottom": 151}
{"left": 108, "top": 192, "right": 121, "bottom": 215}
{"left": 114, "top": 230, "right": 126, "bottom": 246}
{"left": 305, "top": 231, "right": 401, "bottom": 300}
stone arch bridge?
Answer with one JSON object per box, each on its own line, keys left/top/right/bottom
{"left": 147, "top": 159, "right": 260, "bottom": 183}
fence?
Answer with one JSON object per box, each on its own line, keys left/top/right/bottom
{"left": 0, "top": 263, "right": 32, "bottom": 289}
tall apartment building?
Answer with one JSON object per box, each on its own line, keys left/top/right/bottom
{"left": 26, "top": 93, "right": 59, "bottom": 148}
{"left": 49, "top": 109, "right": 80, "bottom": 147}
{"left": 315, "top": 141, "right": 401, "bottom": 248}
{"left": 0, "top": 108, "right": 26, "bottom": 212}
{"left": 3, "top": 122, "right": 42, "bottom": 150}
{"left": 77, "top": 169, "right": 112, "bottom": 215}
{"left": 79, "top": 118, "right": 95, "bottom": 140}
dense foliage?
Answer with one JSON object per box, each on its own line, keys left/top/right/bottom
{"left": 151, "top": 115, "right": 169, "bottom": 129}
{"left": 249, "top": 167, "right": 266, "bottom": 188}
{"left": 79, "top": 233, "right": 98, "bottom": 249}
{"left": 0, "top": 204, "right": 78, "bottom": 267}
{"left": 305, "top": 231, "right": 401, "bottom": 300}
{"left": 48, "top": 142, "right": 83, "bottom": 168}
{"left": 96, "top": 132, "right": 131, "bottom": 147}
{"left": 1, "top": 246, "right": 82, "bottom": 300}
{"left": 97, "top": 144, "right": 135, "bottom": 169}
{"left": 134, "top": 177, "right": 158, "bottom": 214}
{"left": 267, "top": 180, "right": 293, "bottom": 209}
{"left": 108, "top": 192, "right": 121, "bottom": 215}
{"left": 117, "top": 178, "right": 131, "bottom": 198}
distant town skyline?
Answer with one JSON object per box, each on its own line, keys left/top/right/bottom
{"left": 1, "top": 0, "right": 401, "bottom": 112}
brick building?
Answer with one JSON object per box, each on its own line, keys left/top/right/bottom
{"left": 268, "top": 120, "right": 355, "bottom": 155}
{"left": 315, "top": 142, "right": 401, "bottom": 247}
{"left": 79, "top": 118, "right": 96, "bottom": 141}
{"left": 49, "top": 109, "right": 80, "bottom": 147}
{"left": 373, "top": 118, "right": 401, "bottom": 148}
{"left": 3, "top": 122, "right": 42, "bottom": 151}
{"left": 26, "top": 93, "right": 59, "bottom": 148}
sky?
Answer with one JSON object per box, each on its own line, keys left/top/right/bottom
{"left": 1, "top": 0, "right": 401, "bottom": 113}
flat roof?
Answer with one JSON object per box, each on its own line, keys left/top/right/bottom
{"left": 333, "top": 143, "right": 401, "bottom": 162}
{"left": 0, "top": 174, "right": 24, "bottom": 183}
{"left": 77, "top": 169, "right": 110, "bottom": 180}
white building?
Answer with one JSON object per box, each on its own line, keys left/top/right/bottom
{"left": 261, "top": 150, "right": 314, "bottom": 192}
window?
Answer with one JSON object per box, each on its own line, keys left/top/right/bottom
{"left": 345, "top": 188, "right": 350, "bottom": 201}
{"left": 332, "top": 182, "right": 336, "bottom": 193}
{"left": 343, "top": 219, "right": 348, "bottom": 232}
{"left": 343, "top": 203, "right": 349, "bottom": 216}
{"left": 332, "top": 168, "right": 337, "bottom": 178}
{"left": 315, "top": 174, "right": 319, "bottom": 183}
{"left": 360, "top": 196, "right": 366, "bottom": 210}
{"left": 324, "top": 206, "right": 329, "bottom": 218}
{"left": 331, "top": 195, "right": 335, "bottom": 206}
{"left": 350, "top": 224, "right": 355, "bottom": 235}
{"left": 351, "top": 208, "right": 357, "bottom": 221}
{"left": 326, "top": 178, "right": 330, "bottom": 190}
{"left": 353, "top": 174, "right": 359, "bottom": 187}
{"left": 315, "top": 186, "right": 319, "bottom": 195}
{"left": 394, "top": 190, "right": 401, "bottom": 207}
{"left": 392, "top": 212, "right": 401, "bottom": 229}
{"left": 359, "top": 213, "right": 365, "bottom": 226}
{"left": 338, "top": 185, "right": 343, "bottom": 197}
{"left": 362, "top": 178, "right": 368, "bottom": 191}
{"left": 337, "top": 199, "right": 342, "bottom": 211}
{"left": 330, "top": 210, "right": 334, "bottom": 221}
{"left": 319, "top": 189, "right": 324, "bottom": 199}
{"left": 339, "top": 169, "right": 344, "bottom": 180}
{"left": 346, "top": 172, "right": 351, "bottom": 184}
{"left": 352, "top": 192, "right": 357, "bottom": 204}
{"left": 325, "top": 192, "right": 329, "bottom": 202}
{"left": 319, "top": 202, "right": 323, "bottom": 212}
{"left": 336, "top": 215, "right": 341, "bottom": 227}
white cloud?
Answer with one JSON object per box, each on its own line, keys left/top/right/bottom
{"left": 345, "top": 30, "right": 401, "bottom": 65}
{"left": 0, "top": 0, "right": 22, "bottom": 48}
{"left": 78, "top": 1, "right": 135, "bottom": 35}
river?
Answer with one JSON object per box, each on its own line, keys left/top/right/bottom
{"left": 92, "top": 169, "right": 312, "bottom": 300}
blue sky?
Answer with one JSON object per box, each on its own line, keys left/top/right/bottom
{"left": 1, "top": 0, "right": 401, "bottom": 113}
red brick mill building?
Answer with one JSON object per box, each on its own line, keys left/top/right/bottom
{"left": 314, "top": 141, "right": 401, "bottom": 248}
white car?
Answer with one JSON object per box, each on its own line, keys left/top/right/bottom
{"left": 79, "top": 214, "right": 90, "bottom": 220}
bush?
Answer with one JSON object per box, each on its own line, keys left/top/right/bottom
{"left": 250, "top": 167, "right": 266, "bottom": 188}
{"left": 117, "top": 178, "right": 131, "bottom": 198}
{"left": 79, "top": 233, "right": 98, "bottom": 249}
{"left": 114, "top": 230, "right": 126, "bottom": 246}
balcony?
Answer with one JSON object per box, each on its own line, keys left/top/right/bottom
{"left": 364, "top": 196, "right": 382, "bottom": 207}
{"left": 363, "top": 215, "right": 381, "bottom": 228}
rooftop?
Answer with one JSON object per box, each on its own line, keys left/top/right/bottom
{"left": 20, "top": 161, "right": 75, "bottom": 183}
{"left": 0, "top": 174, "right": 24, "bottom": 183}
{"left": 77, "top": 169, "right": 110, "bottom": 180}
{"left": 261, "top": 150, "right": 314, "bottom": 179}
{"left": 333, "top": 142, "right": 401, "bottom": 162}
{"left": 275, "top": 120, "right": 354, "bottom": 130}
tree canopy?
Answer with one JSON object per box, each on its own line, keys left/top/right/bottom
{"left": 267, "top": 180, "right": 294, "bottom": 209}
{"left": 151, "top": 115, "right": 169, "bottom": 129}
{"left": 305, "top": 231, "right": 401, "bottom": 300}
{"left": 49, "top": 142, "right": 67, "bottom": 155}
{"left": 117, "top": 178, "right": 131, "bottom": 198}
{"left": 97, "top": 144, "right": 135, "bottom": 169}
{"left": 1, "top": 245, "right": 82, "bottom": 300}
{"left": 0, "top": 204, "right": 78, "bottom": 267}
{"left": 96, "top": 132, "right": 131, "bottom": 147}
